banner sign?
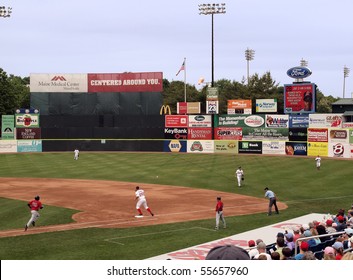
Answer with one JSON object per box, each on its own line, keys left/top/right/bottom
{"left": 214, "top": 127, "right": 242, "bottom": 140}
{"left": 206, "top": 87, "right": 219, "bottom": 101}
{"left": 88, "top": 72, "right": 163, "bottom": 92}
{"left": 0, "top": 140, "right": 17, "bottom": 153}
{"left": 17, "top": 140, "right": 42, "bottom": 152}
{"left": 30, "top": 73, "right": 88, "bottom": 92}
{"left": 187, "top": 128, "right": 212, "bottom": 140}
{"left": 262, "top": 141, "right": 286, "bottom": 155}
{"left": 307, "top": 128, "right": 328, "bottom": 142}
{"left": 307, "top": 142, "right": 328, "bottom": 157}
{"left": 288, "top": 128, "right": 307, "bottom": 141}
{"left": 187, "top": 102, "right": 201, "bottom": 114}
{"left": 284, "top": 83, "right": 315, "bottom": 113}
{"left": 177, "top": 102, "right": 187, "bottom": 115}
{"left": 289, "top": 114, "right": 309, "bottom": 128}
{"left": 165, "top": 115, "right": 188, "bottom": 128}
{"left": 265, "top": 114, "right": 289, "bottom": 128}
{"left": 1, "top": 115, "right": 15, "bottom": 139}
{"left": 187, "top": 140, "right": 214, "bottom": 153}
{"left": 15, "top": 114, "right": 40, "bottom": 128}
{"left": 164, "top": 128, "right": 188, "bottom": 139}
{"left": 242, "top": 127, "right": 289, "bottom": 140}
{"left": 163, "top": 140, "right": 187, "bottom": 153}
{"left": 206, "top": 101, "right": 219, "bottom": 114}
{"left": 328, "top": 129, "right": 348, "bottom": 144}
{"left": 214, "top": 114, "right": 265, "bottom": 128}
{"left": 214, "top": 140, "right": 238, "bottom": 154}
{"left": 188, "top": 115, "right": 212, "bottom": 128}
{"left": 308, "top": 114, "right": 343, "bottom": 128}
{"left": 238, "top": 141, "right": 262, "bottom": 154}
{"left": 227, "top": 100, "right": 252, "bottom": 110}
{"left": 16, "top": 128, "right": 41, "bottom": 139}
{"left": 285, "top": 142, "right": 308, "bottom": 156}
{"left": 256, "top": 99, "right": 277, "bottom": 113}
{"left": 328, "top": 142, "right": 350, "bottom": 158}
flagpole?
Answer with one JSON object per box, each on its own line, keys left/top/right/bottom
{"left": 183, "top": 57, "right": 187, "bottom": 102}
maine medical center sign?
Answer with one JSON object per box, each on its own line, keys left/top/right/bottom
{"left": 30, "top": 72, "right": 163, "bottom": 93}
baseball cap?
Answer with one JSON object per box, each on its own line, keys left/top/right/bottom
{"left": 332, "top": 242, "right": 343, "bottom": 250}
{"left": 302, "top": 224, "right": 309, "bottom": 230}
{"left": 248, "top": 240, "right": 256, "bottom": 247}
{"left": 326, "top": 219, "right": 333, "bottom": 226}
{"left": 337, "top": 216, "right": 344, "bottom": 222}
{"left": 300, "top": 241, "right": 309, "bottom": 251}
{"left": 304, "top": 230, "right": 312, "bottom": 237}
{"left": 344, "top": 228, "right": 353, "bottom": 236}
{"left": 324, "top": 246, "right": 335, "bottom": 255}
{"left": 285, "top": 232, "right": 294, "bottom": 239}
{"left": 206, "top": 245, "right": 250, "bottom": 260}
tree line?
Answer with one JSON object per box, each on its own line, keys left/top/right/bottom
{"left": 0, "top": 67, "right": 338, "bottom": 116}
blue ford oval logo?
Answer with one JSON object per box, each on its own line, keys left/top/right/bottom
{"left": 287, "top": 67, "right": 312, "bottom": 79}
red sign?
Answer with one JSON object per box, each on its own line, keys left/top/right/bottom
{"left": 188, "top": 128, "right": 213, "bottom": 140}
{"left": 307, "top": 128, "right": 328, "bottom": 142}
{"left": 284, "top": 83, "right": 315, "bottom": 113}
{"left": 214, "top": 127, "right": 242, "bottom": 140}
{"left": 87, "top": 72, "right": 163, "bottom": 92}
{"left": 16, "top": 128, "right": 41, "bottom": 139}
{"left": 165, "top": 115, "right": 188, "bottom": 128}
{"left": 177, "top": 102, "right": 187, "bottom": 114}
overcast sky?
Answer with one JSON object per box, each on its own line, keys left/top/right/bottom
{"left": 1, "top": 0, "right": 352, "bottom": 98}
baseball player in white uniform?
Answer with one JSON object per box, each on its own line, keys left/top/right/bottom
{"left": 135, "top": 186, "right": 154, "bottom": 217}
{"left": 235, "top": 166, "right": 244, "bottom": 187}
{"left": 74, "top": 149, "right": 79, "bottom": 160}
{"left": 315, "top": 155, "right": 321, "bottom": 170}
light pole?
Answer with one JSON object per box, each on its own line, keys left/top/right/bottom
{"left": 343, "top": 65, "right": 350, "bottom": 98}
{"left": 198, "top": 3, "right": 226, "bottom": 87}
{"left": 0, "top": 6, "right": 12, "bottom": 17}
{"left": 300, "top": 58, "right": 308, "bottom": 67}
{"left": 245, "top": 48, "right": 255, "bottom": 85}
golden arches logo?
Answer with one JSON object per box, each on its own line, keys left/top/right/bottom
{"left": 160, "top": 105, "right": 171, "bottom": 115}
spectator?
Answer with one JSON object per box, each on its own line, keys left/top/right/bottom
{"left": 342, "top": 252, "right": 353, "bottom": 260}
{"left": 336, "top": 215, "right": 347, "bottom": 232}
{"left": 302, "top": 251, "right": 316, "bottom": 260}
{"left": 282, "top": 247, "right": 294, "bottom": 260}
{"left": 294, "top": 241, "right": 309, "bottom": 260}
{"left": 342, "top": 228, "right": 353, "bottom": 249}
{"left": 316, "top": 224, "right": 329, "bottom": 242}
{"left": 303, "top": 230, "right": 317, "bottom": 247}
{"left": 349, "top": 235, "right": 353, "bottom": 250}
{"left": 332, "top": 241, "right": 344, "bottom": 260}
{"left": 284, "top": 232, "right": 295, "bottom": 251}
{"left": 257, "top": 254, "right": 268, "bottom": 260}
{"left": 325, "top": 219, "right": 336, "bottom": 234}
{"left": 247, "top": 240, "right": 258, "bottom": 259}
{"left": 206, "top": 245, "right": 250, "bottom": 260}
{"left": 323, "top": 246, "right": 335, "bottom": 260}
{"left": 253, "top": 242, "right": 271, "bottom": 260}
{"left": 309, "top": 227, "right": 322, "bottom": 245}
{"left": 346, "top": 210, "right": 353, "bottom": 227}
{"left": 293, "top": 227, "right": 301, "bottom": 242}
{"left": 271, "top": 251, "right": 280, "bottom": 260}
{"left": 275, "top": 237, "right": 285, "bottom": 259}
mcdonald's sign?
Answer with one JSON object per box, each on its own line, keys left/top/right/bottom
{"left": 160, "top": 105, "right": 171, "bottom": 115}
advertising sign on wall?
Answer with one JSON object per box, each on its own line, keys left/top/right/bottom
{"left": 0, "top": 140, "right": 17, "bottom": 153}
{"left": 16, "top": 128, "right": 41, "bottom": 139}
{"left": 214, "top": 140, "right": 238, "bottom": 154}
{"left": 289, "top": 115, "right": 309, "bottom": 128}
{"left": 1, "top": 115, "right": 14, "bottom": 139}
{"left": 30, "top": 73, "right": 88, "bottom": 92}
{"left": 284, "top": 83, "right": 315, "bottom": 113}
{"left": 256, "top": 99, "right": 277, "bottom": 113}
{"left": 88, "top": 72, "right": 163, "bottom": 93}
{"left": 206, "top": 101, "right": 219, "bottom": 114}
{"left": 328, "top": 142, "right": 350, "bottom": 158}
{"left": 328, "top": 129, "right": 348, "bottom": 144}
{"left": 307, "top": 128, "right": 328, "bottom": 142}
{"left": 214, "top": 127, "right": 242, "bottom": 140}
{"left": 17, "top": 140, "right": 42, "bottom": 152}
{"left": 187, "top": 140, "right": 214, "bottom": 153}
{"left": 307, "top": 142, "right": 328, "bottom": 157}
{"left": 165, "top": 115, "right": 188, "bottom": 128}
{"left": 227, "top": 100, "right": 252, "bottom": 114}
{"left": 177, "top": 102, "right": 187, "bottom": 114}
{"left": 238, "top": 141, "right": 262, "bottom": 154}
{"left": 214, "top": 115, "right": 265, "bottom": 128}
{"left": 163, "top": 140, "right": 187, "bottom": 153}
{"left": 262, "top": 141, "right": 286, "bottom": 155}
{"left": 308, "top": 114, "right": 343, "bottom": 128}
{"left": 187, "top": 128, "right": 212, "bottom": 140}
{"left": 188, "top": 115, "right": 212, "bottom": 127}
{"left": 265, "top": 114, "right": 289, "bottom": 128}
{"left": 288, "top": 128, "right": 307, "bottom": 142}
{"left": 242, "top": 127, "right": 288, "bottom": 140}
{"left": 285, "top": 142, "right": 308, "bottom": 156}
{"left": 164, "top": 128, "right": 188, "bottom": 139}
{"left": 15, "top": 114, "right": 40, "bottom": 128}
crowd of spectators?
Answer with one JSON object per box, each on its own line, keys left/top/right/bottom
{"left": 206, "top": 207, "right": 353, "bottom": 260}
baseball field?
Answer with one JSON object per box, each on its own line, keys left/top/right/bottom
{"left": 0, "top": 152, "right": 352, "bottom": 260}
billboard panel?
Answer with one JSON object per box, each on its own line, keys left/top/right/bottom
{"left": 214, "top": 114, "right": 265, "bottom": 128}
{"left": 187, "top": 128, "right": 212, "bottom": 140}
{"left": 242, "top": 127, "right": 288, "bottom": 140}
{"left": 214, "top": 140, "right": 238, "bottom": 154}
{"left": 328, "top": 129, "right": 348, "bottom": 144}
{"left": 187, "top": 140, "right": 214, "bottom": 153}
{"left": 238, "top": 141, "right": 262, "bottom": 154}
{"left": 16, "top": 128, "right": 42, "bottom": 139}
{"left": 288, "top": 128, "right": 307, "bottom": 141}
{"left": 30, "top": 73, "right": 88, "bottom": 92}
{"left": 328, "top": 142, "right": 350, "bottom": 158}
{"left": 164, "top": 128, "right": 188, "bottom": 139}
{"left": 289, "top": 114, "right": 309, "bottom": 128}
{"left": 15, "top": 114, "right": 40, "bottom": 128}
{"left": 88, "top": 72, "right": 163, "bottom": 92}
{"left": 307, "top": 142, "right": 328, "bottom": 157}
{"left": 214, "top": 127, "right": 242, "bottom": 140}
{"left": 17, "top": 140, "right": 42, "bottom": 152}
{"left": 1, "top": 115, "right": 15, "bottom": 139}
{"left": 284, "top": 83, "right": 315, "bottom": 113}
{"left": 262, "top": 141, "right": 286, "bottom": 155}
{"left": 0, "top": 140, "right": 17, "bottom": 153}
{"left": 285, "top": 142, "right": 308, "bottom": 156}
{"left": 307, "top": 128, "right": 328, "bottom": 142}
{"left": 265, "top": 114, "right": 289, "bottom": 128}
{"left": 256, "top": 99, "right": 277, "bottom": 113}
{"left": 177, "top": 102, "right": 187, "bottom": 114}
{"left": 206, "top": 101, "right": 219, "bottom": 114}
{"left": 188, "top": 115, "right": 212, "bottom": 127}
{"left": 163, "top": 140, "right": 187, "bottom": 153}
{"left": 308, "top": 114, "right": 343, "bottom": 128}
{"left": 165, "top": 115, "right": 188, "bottom": 128}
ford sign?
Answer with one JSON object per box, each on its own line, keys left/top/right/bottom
{"left": 286, "top": 67, "right": 312, "bottom": 79}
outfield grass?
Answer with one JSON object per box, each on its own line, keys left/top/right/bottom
{"left": 0, "top": 152, "right": 352, "bottom": 259}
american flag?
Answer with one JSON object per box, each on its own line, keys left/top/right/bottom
{"left": 176, "top": 60, "right": 185, "bottom": 76}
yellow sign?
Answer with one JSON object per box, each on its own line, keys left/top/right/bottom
{"left": 160, "top": 105, "right": 171, "bottom": 115}
{"left": 168, "top": 140, "right": 181, "bottom": 152}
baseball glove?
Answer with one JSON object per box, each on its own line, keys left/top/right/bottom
{"left": 242, "top": 176, "right": 244, "bottom": 181}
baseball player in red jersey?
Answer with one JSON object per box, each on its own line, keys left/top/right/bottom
{"left": 135, "top": 186, "right": 154, "bottom": 217}
{"left": 215, "top": 197, "right": 226, "bottom": 230}
{"left": 25, "top": 195, "right": 43, "bottom": 231}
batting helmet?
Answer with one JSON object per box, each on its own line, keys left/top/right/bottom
{"left": 34, "top": 195, "right": 40, "bottom": 200}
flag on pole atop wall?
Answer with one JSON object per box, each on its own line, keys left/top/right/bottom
{"left": 176, "top": 59, "right": 185, "bottom": 76}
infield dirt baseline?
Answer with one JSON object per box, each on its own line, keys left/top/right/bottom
{"left": 0, "top": 177, "right": 288, "bottom": 237}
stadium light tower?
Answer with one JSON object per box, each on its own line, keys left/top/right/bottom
{"left": 198, "top": 3, "right": 226, "bottom": 87}
{"left": 343, "top": 65, "right": 350, "bottom": 98}
{"left": 0, "top": 6, "right": 12, "bottom": 17}
{"left": 300, "top": 58, "right": 308, "bottom": 67}
{"left": 245, "top": 48, "right": 255, "bottom": 85}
